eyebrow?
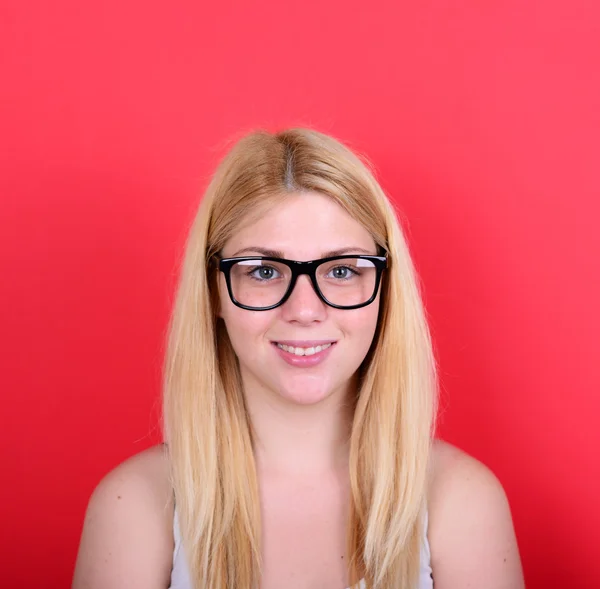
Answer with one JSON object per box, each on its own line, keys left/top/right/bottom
{"left": 230, "top": 246, "right": 377, "bottom": 258}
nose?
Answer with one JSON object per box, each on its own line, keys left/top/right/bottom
{"left": 279, "top": 274, "right": 327, "bottom": 323}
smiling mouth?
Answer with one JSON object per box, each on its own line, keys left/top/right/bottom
{"left": 272, "top": 341, "right": 337, "bottom": 357}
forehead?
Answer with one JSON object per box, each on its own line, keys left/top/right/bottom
{"left": 222, "top": 191, "right": 376, "bottom": 259}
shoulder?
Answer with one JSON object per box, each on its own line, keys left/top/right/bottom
{"left": 426, "top": 439, "right": 525, "bottom": 589}
{"left": 72, "top": 444, "right": 174, "bottom": 589}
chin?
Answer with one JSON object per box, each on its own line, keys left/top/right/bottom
{"left": 281, "top": 390, "right": 330, "bottom": 406}
{"left": 276, "top": 377, "right": 339, "bottom": 406}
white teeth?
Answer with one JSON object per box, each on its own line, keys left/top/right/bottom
{"left": 277, "top": 343, "right": 332, "bottom": 356}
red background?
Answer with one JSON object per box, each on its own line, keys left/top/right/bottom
{"left": 1, "top": 1, "right": 599, "bottom": 587}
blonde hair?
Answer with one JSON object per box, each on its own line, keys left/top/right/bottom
{"left": 163, "top": 128, "right": 438, "bottom": 588}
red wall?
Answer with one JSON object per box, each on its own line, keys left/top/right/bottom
{"left": 2, "top": 1, "right": 598, "bottom": 587}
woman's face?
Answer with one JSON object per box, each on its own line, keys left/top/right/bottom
{"left": 217, "top": 191, "right": 382, "bottom": 406}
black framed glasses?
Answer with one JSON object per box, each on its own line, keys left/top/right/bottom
{"left": 216, "top": 254, "right": 388, "bottom": 311}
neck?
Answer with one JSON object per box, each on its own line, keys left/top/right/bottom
{"left": 242, "top": 371, "right": 357, "bottom": 477}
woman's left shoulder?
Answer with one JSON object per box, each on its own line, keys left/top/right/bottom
{"left": 426, "top": 439, "right": 525, "bottom": 588}
{"left": 429, "top": 438, "right": 503, "bottom": 493}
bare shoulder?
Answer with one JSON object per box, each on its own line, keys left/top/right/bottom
{"left": 427, "top": 439, "right": 525, "bottom": 589}
{"left": 72, "top": 444, "right": 174, "bottom": 589}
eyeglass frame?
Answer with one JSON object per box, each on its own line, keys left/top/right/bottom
{"left": 215, "top": 254, "right": 388, "bottom": 311}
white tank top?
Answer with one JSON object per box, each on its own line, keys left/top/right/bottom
{"left": 168, "top": 509, "right": 434, "bottom": 588}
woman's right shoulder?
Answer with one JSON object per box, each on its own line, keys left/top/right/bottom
{"left": 72, "top": 444, "right": 175, "bottom": 589}
{"left": 100, "top": 443, "right": 172, "bottom": 494}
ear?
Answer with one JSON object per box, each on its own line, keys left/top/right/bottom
{"left": 212, "top": 271, "right": 224, "bottom": 319}
{"left": 215, "top": 300, "right": 223, "bottom": 318}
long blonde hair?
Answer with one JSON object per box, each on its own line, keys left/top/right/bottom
{"left": 163, "top": 128, "right": 438, "bottom": 588}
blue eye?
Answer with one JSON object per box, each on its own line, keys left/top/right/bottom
{"left": 247, "top": 266, "right": 280, "bottom": 281}
{"left": 327, "top": 265, "right": 359, "bottom": 280}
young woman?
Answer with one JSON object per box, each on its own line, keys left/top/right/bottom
{"left": 72, "top": 128, "right": 525, "bottom": 589}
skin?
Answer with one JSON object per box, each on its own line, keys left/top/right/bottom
{"left": 72, "top": 192, "right": 525, "bottom": 589}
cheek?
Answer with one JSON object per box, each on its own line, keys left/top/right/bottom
{"left": 350, "top": 305, "right": 381, "bottom": 354}
{"left": 220, "top": 305, "right": 274, "bottom": 358}
{"left": 352, "top": 303, "right": 380, "bottom": 336}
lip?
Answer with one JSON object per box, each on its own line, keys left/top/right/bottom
{"left": 272, "top": 340, "right": 337, "bottom": 347}
{"left": 271, "top": 341, "right": 336, "bottom": 368}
